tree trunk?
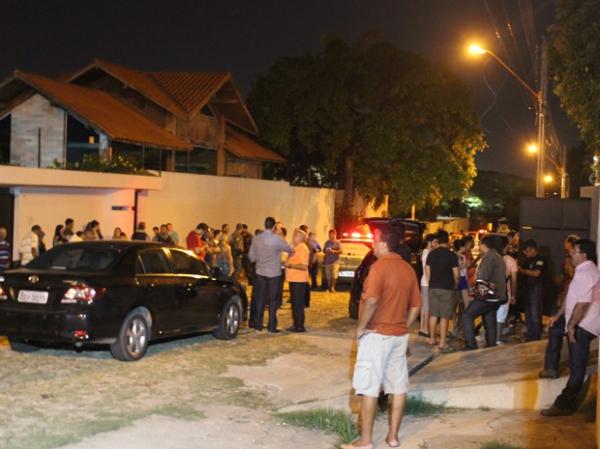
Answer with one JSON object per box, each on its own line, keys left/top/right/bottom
{"left": 338, "top": 155, "right": 355, "bottom": 229}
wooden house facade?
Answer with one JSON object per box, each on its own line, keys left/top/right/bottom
{"left": 0, "top": 59, "right": 284, "bottom": 179}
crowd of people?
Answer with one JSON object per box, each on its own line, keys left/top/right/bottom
{"left": 2, "top": 215, "right": 598, "bottom": 440}
{"left": 345, "top": 226, "right": 600, "bottom": 449}
{"left": 177, "top": 218, "right": 339, "bottom": 333}
{"left": 0, "top": 216, "right": 339, "bottom": 335}
{"left": 416, "top": 229, "right": 591, "bottom": 356}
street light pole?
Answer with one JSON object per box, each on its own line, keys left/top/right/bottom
{"left": 536, "top": 40, "right": 548, "bottom": 198}
{"left": 560, "top": 144, "right": 569, "bottom": 198}
{"left": 469, "top": 42, "right": 550, "bottom": 198}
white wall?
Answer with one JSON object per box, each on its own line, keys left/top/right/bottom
{"left": 10, "top": 172, "right": 335, "bottom": 259}
{"left": 0, "top": 165, "right": 163, "bottom": 190}
{"left": 137, "top": 172, "right": 335, "bottom": 243}
{"left": 12, "top": 187, "right": 135, "bottom": 259}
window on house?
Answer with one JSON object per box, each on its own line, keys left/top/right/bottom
{"left": 112, "top": 142, "right": 142, "bottom": 169}
{"left": 0, "top": 115, "right": 10, "bottom": 165}
{"left": 66, "top": 115, "right": 99, "bottom": 165}
{"left": 174, "top": 147, "right": 216, "bottom": 174}
{"left": 141, "top": 147, "right": 163, "bottom": 171}
{"left": 201, "top": 105, "right": 215, "bottom": 117}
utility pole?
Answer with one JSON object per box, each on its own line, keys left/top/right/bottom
{"left": 536, "top": 39, "right": 548, "bottom": 198}
{"left": 560, "top": 144, "right": 568, "bottom": 198}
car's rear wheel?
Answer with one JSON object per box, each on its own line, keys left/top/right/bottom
{"left": 110, "top": 309, "right": 150, "bottom": 361}
{"left": 8, "top": 337, "right": 39, "bottom": 353}
{"left": 214, "top": 297, "right": 241, "bottom": 340}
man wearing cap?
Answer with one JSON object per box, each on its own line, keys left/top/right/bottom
{"left": 519, "top": 239, "right": 547, "bottom": 341}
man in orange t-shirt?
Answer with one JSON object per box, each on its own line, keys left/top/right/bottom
{"left": 342, "top": 226, "right": 422, "bottom": 449}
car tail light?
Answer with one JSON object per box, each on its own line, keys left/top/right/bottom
{"left": 73, "top": 330, "right": 89, "bottom": 340}
{"left": 61, "top": 284, "right": 106, "bottom": 304}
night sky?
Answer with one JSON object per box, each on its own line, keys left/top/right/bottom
{"left": 0, "top": 0, "right": 577, "bottom": 179}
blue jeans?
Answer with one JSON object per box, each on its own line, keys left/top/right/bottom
{"left": 218, "top": 262, "right": 231, "bottom": 276}
{"left": 544, "top": 316, "right": 566, "bottom": 371}
{"left": 463, "top": 299, "right": 500, "bottom": 349}
{"left": 525, "top": 285, "right": 543, "bottom": 340}
{"left": 554, "top": 326, "right": 597, "bottom": 411}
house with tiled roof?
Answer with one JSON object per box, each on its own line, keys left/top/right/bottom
{"left": 0, "top": 61, "right": 327, "bottom": 264}
{"left": 0, "top": 59, "right": 285, "bottom": 178}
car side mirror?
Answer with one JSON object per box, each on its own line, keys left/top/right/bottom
{"left": 210, "top": 266, "right": 222, "bottom": 278}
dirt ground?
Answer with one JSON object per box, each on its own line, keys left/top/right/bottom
{"left": 0, "top": 288, "right": 596, "bottom": 449}
{"left": 0, "top": 289, "right": 354, "bottom": 449}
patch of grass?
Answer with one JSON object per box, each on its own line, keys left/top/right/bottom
{"left": 276, "top": 409, "right": 358, "bottom": 444}
{"left": 481, "top": 442, "right": 526, "bottom": 449}
{"left": 406, "top": 396, "right": 459, "bottom": 416}
{"left": 478, "top": 406, "right": 491, "bottom": 412}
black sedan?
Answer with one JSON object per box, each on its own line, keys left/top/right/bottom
{"left": 0, "top": 241, "right": 247, "bottom": 361}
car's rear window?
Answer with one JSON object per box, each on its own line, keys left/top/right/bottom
{"left": 340, "top": 241, "right": 372, "bottom": 256}
{"left": 27, "top": 246, "right": 122, "bottom": 272}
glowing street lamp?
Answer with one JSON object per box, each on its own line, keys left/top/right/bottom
{"left": 468, "top": 44, "right": 486, "bottom": 55}
{"left": 526, "top": 142, "right": 567, "bottom": 195}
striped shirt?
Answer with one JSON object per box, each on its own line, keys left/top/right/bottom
{"left": 0, "top": 239, "right": 10, "bottom": 271}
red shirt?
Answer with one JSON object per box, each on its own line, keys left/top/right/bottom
{"left": 186, "top": 231, "right": 206, "bottom": 260}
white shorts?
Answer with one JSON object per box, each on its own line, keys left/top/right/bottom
{"left": 496, "top": 302, "right": 509, "bottom": 323}
{"left": 352, "top": 333, "right": 409, "bottom": 397}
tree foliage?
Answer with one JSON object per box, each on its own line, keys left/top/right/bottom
{"left": 421, "top": 170, "right": 535, "bottom": 229}
{"left": 550, "top": 0, "right": 600, "bottom": 154}
{"left": 248, "top": 36, "right": 485, "bottom": 219}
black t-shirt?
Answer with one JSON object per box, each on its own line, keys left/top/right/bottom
{"left": 523, "top": 254, "right": 547, "bottom": 287}
{"left": 395, "top": 243, "right": 411, "bottom": 263}
{"left": 131, "top": 231, "right": 149, "bottom": 241}
{"left": 426, "top": 246, "right": 459, "bottom": 290}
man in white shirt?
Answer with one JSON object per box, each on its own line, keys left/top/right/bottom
{"left": 541, "top": 239, "right": 600, "bottom": 416}
{"left": 19, "top": 225, "right": 42, "bottom": 265}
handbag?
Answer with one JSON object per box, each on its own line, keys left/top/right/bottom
{"left": 471, "top": 279, "right": 497, "bottom": 301}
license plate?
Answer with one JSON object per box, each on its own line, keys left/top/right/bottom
{"left": 339, "top": 271, "right": 355, "bottom": 278}
{"left": 18, "top": 290, "right": 49, "bottom": 304}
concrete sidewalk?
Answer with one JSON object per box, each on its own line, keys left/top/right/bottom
{"left": 370, "top": 407, "right": 596, "bottom": 449}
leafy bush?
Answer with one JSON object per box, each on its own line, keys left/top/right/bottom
{"left": 51, "top": 154, "right": 143, "bottom": 174}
